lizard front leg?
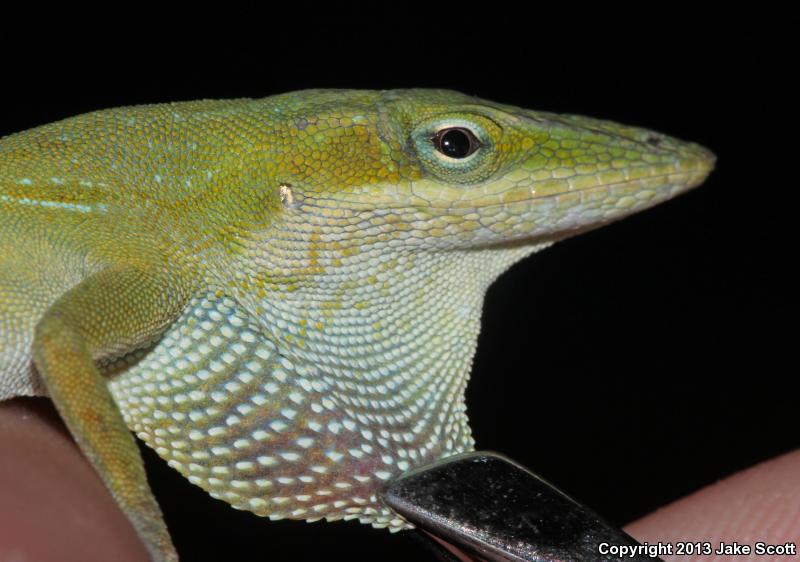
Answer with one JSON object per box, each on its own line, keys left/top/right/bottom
{"left": 32, "top": 266, "right": 187, "bottom": 562}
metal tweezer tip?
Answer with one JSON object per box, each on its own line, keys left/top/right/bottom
{"left": 380, "top": 451, "right": 663, "bottom": 562}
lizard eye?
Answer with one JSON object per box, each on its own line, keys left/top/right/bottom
{"left": 432, "top": 127, "right": 481, "bottom": 159}
{"left": 411, "top": 114, "right": 500, "bottom": 184}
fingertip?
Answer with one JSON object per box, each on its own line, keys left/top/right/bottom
{"left": 0, "top": 398, "right": 150, "bottom": 562}
{"left": 625, "top": 450, "right": 800, "bottom": 560}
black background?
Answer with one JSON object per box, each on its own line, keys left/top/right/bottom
{"left": 0, "top": 9, "right": 796, "bottom": 562}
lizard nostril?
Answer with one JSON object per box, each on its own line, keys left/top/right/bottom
{"left": 645, "top": 134, "right": 663, "bottom": 147}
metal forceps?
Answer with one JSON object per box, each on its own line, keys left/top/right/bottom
{"left": 380, "top": 452, "right": 664, "bottom": 562}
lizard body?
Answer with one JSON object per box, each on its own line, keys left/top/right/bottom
{"left": 0, "top": 89, "right": 714, "bottom": 560}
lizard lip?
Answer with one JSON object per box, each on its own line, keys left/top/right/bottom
{"left": 682, "top": 143, "right": 716, "bottom": 171}
{"left": 467, "top": 162, "right": 714, "bottom": 210}
{"left": 678, "top": 149, "right": 716, "bottom": 189}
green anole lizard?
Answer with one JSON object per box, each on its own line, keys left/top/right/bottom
{"left": 0, "top": 89, "right": 714, "bottom": 561}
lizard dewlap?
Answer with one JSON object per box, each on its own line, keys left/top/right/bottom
{"left": 0, "top": 89, "right": 714, "bottom": 561}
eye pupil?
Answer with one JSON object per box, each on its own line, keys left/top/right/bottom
{"left": 433, "top": 127, "right": 479, "bottom": 158}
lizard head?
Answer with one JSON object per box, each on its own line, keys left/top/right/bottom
{"left": 258, "top": 89, "right": 714, "bottom": 253}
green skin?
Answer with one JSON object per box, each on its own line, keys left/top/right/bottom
{"left": 0, "top": 89, "right": 714, "bottom": 561}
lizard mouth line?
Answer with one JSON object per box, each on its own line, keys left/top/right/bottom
{"left": 299, "top": 165, "right": 710, "bottom": 217}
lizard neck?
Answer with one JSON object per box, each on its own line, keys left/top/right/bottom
{"left": 110, "top": 239, "right": 550, "bottom": 529}
{"left": 221, "top": 238, "right": 548, "bottom": 452}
